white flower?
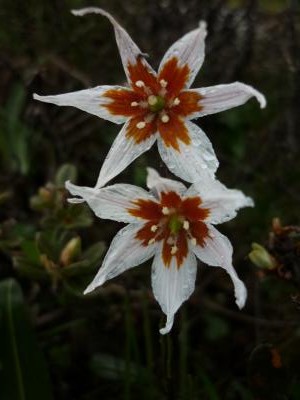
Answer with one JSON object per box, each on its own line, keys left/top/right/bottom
{"left": 66, "top": 168, "right": 253, "bottom": 334}
{"left": 34, "top": 7, "right": 266, "bottom": 188}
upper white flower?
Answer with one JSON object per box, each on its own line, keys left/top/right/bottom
{"left": 34, "top": 7, "right": 266, "bottom": 187}
{"left": 66, "top": 168, "right": 253, "bottom": 334}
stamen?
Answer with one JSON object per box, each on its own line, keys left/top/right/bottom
{"left": 161, "top": 114, "right": 170, "bottom": 123}
{"left": 135, "top": 80, "right": 145, "bottom": 88}
{"left": 148, "top": 95, "right": 158, "bottom": 106}
{"left": 136, "top": 121, "right": 146, "bottom": 129}
{"left": 173, "top": 97, "right": 180, "bottom": 105}
{"left": 148, "top": 238, "right": 155, "bottom": 245}
{"left": 150, "top": 225, "right": 158, "bottom": 232}
{"left": 190, "top": 237, "right": 197, "bottom": 246}
{"left": 131, "top": 101, "right": 138, "bottom": 107}
{"left": 160, "top": 79, "right": 168, "bottom": 88}
{"left": 171, "top": 245, "right": 178, "bottom": 255}
{"left": 162, "top": 206, "right": 170, "bottom": 215}
{"left": 183, "top": 220, "right": 190, "bottom": 230}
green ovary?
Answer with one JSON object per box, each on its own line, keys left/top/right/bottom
{"left": 149, "top": 96, "right": 165, "bottom": 113}
{"left": 168, "top": 215, "right": 183, "bottom": 235}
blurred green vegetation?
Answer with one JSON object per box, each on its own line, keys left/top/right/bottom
{"left": 0, "top": 0, "right": 299, "bottom": 399}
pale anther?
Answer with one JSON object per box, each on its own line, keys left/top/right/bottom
{"left": 191, "top": 237, "right": 197, "bottom": 246}
{"left": 150, "top": 225, "right": 158, "bottom": 232}
{"left": 173, "top": 97, "right": 180, "bottom": 105}
{"left": 136, "top": 121, "right": 146, "bottom": 129}
{"left": 131, "top": 101, "right": 138, "bottom": 107}
{"left": 148, "top": 95, "right": 157, "bottom": 106}
{"left": 162, "top": 207, "right": 170, "bottom": 215}
{"left": 161, "top": 114, "right": 170, "bottom": 123}
{"left": 171, "top": 245, "right": 178, "bottom": 255}
{"left": 183, "top": 220, "right": 190, "bottom": 230}
{"left": 135, "top": 80, "right": 145, "bottom": 87}
{"left": 160, "top": 79, "right": 168, "bottom": 88}
{"left": 148, "top": 238, "right": 155, "bottom": 245}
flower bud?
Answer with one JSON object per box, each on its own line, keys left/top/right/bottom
{"left": 60, "top": 237, "right": 81, "bottom": 266}
{"left": 249, "top": 243, "right": 277, "bottom": 270}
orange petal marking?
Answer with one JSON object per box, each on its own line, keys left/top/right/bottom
{"left": 162, "top": 237, "right": 172, "bottom": 268}
{"left": 136, "top": 222, "right": 157, "bottom": 246}
{"left": 158, "top": 57, "right": 190, "bottom": 98}
{"left": 158, "top": 114, "right": 190, "bottom": 151}
{"left": 190, "top": 221, "right": 209, "bottom": 247}
{"left": 128, "top": 199, "right": 162, "bottom": 220}
{"left": 175, "top": 91, "right": 203, "bottom": 117}
{"left": 103, "top": 89, "right": 144, "bottom": 117}
{"left": 175, "top": 230, "right": 188, "bottom": 268}
{"left": 128, "top": 58, "right": 160, "bottom": 94}
{"left": 181, "top": 197, "right": 210, "bottom": 221}
{"left": 126, "top": 115, "right": 157, "bottom": 143}
{"left": 160, "top": 191, "right": 182, "bottom": 209}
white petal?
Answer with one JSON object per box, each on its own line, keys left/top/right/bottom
{"left": 33, "top": 85, "right": 128, "bottom": 124}
{"left": 95, "top": 121, "right": 157, "bottom": 188}
{"left": 186, "top": 173, "right": 254, "bottom": 224}
{"left": 191, "top": 82, "right": 266, "bottom": 118}
{"left": 85, "top": 224, "right": 157, "bottom": 294}
{"left": 146, "top": 167, "right": 187, "bottom": 198}
{"left": 191, "top": 225, "right": 247, "bottom": 309}
{"left": 66, "top": 181, "right": 154, "bottom": 223}
{"left": 151, "top": 243, "right": 197, "bottom": 334}
{"left": 157, "top": 121, "right": 218, "bottom": 183}
{"left": 159, "top": 21, "right": 207, "bottom": 89}
{"left": 71, "top": 8, "right": 156, "bottom": 82}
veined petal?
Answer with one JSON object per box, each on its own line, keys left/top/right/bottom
{"left": 66, "top": 181, "right": 154, "bottom": 223}
{"left": 146, "top": 167, "right": 187, "bottom": 198}
{"left": 95, "top": 120, "right": 157, "bottom": 188}
{"left": 71, "top": 8, "right": 156, "bottom": 83}
{"left": 191, "top": 225, "right": 247, "bottom": 309}
{"left": 151, "top": 242, "right": 197, "bottom": 334}
{"left": 33, "top": 85, "right": 128, "bottom": 124}
{"left": 84, "top": 224, "right": 157, "bottom": 294}
{"left": 157, "top": 121, "right": 218, "bottom": 183}
{"left": 191, "top": 82, "right": 266, "bottom": 118}
{"left": 186, "top": 173, "right": 254, "bottom": 224}
{"left": 158, "top": 21, "right": 207, "bottom": 90}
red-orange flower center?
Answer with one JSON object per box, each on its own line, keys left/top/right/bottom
{"left": 103, "top": 57, "right": 203, "bottom": 151}
{"left": 128, "top": 191, "right": 210, "bottom": 268}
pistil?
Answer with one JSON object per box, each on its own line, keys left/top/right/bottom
{"left": 147, "top": 95, "right": 165, "bottom": 113}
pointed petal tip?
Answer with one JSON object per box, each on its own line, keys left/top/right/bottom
{"left": 257, "top": 92, "right": 267, "bottom": 109}
{"left": 159, "top": 314, "right": 174, "bottom": 335}
{"left": 33, "top": 93, "right": 44, "bottom": 101}
{"left": 198, "top": 20, "right": 207, "bottom": 36}
{"left": 241, "top": 82, "right": 266, "bottom": 109}
{"left": 71, "top": 7, "right": 105, "bottom": 17}
{"left": 246, "top": 196, "right": 255, "bottom": 208}
{"left": 67, "top": 197, "right": 85, "bottom": 204}
{"left": 83, "top": 285, "right": 94, "bottom": 295}
{"left": 65, "top": 180, "right": 74, "bottom": 192}
{"left": 235, "top": 282, "right": 247, "bottom": 309}
{"left": 65, "top": 180, "right": 89, "bottom": 202}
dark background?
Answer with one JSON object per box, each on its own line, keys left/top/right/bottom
{"left": 0, "top": 0, "right": 299, "bottom": 399}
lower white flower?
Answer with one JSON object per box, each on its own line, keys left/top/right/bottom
{"left": 66, "top": 168, "right": 253, "bottom": 334}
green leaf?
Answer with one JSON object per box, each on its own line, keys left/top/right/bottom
{"left": 0, "top": 279, "right": 54, "bottom": 400}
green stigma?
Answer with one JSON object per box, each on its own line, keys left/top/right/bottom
{"left": 168, "top": 215, "right": 183, "bottom": 235}
{"left": 148, "top": 95, "right": 165, "bottom": 113}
